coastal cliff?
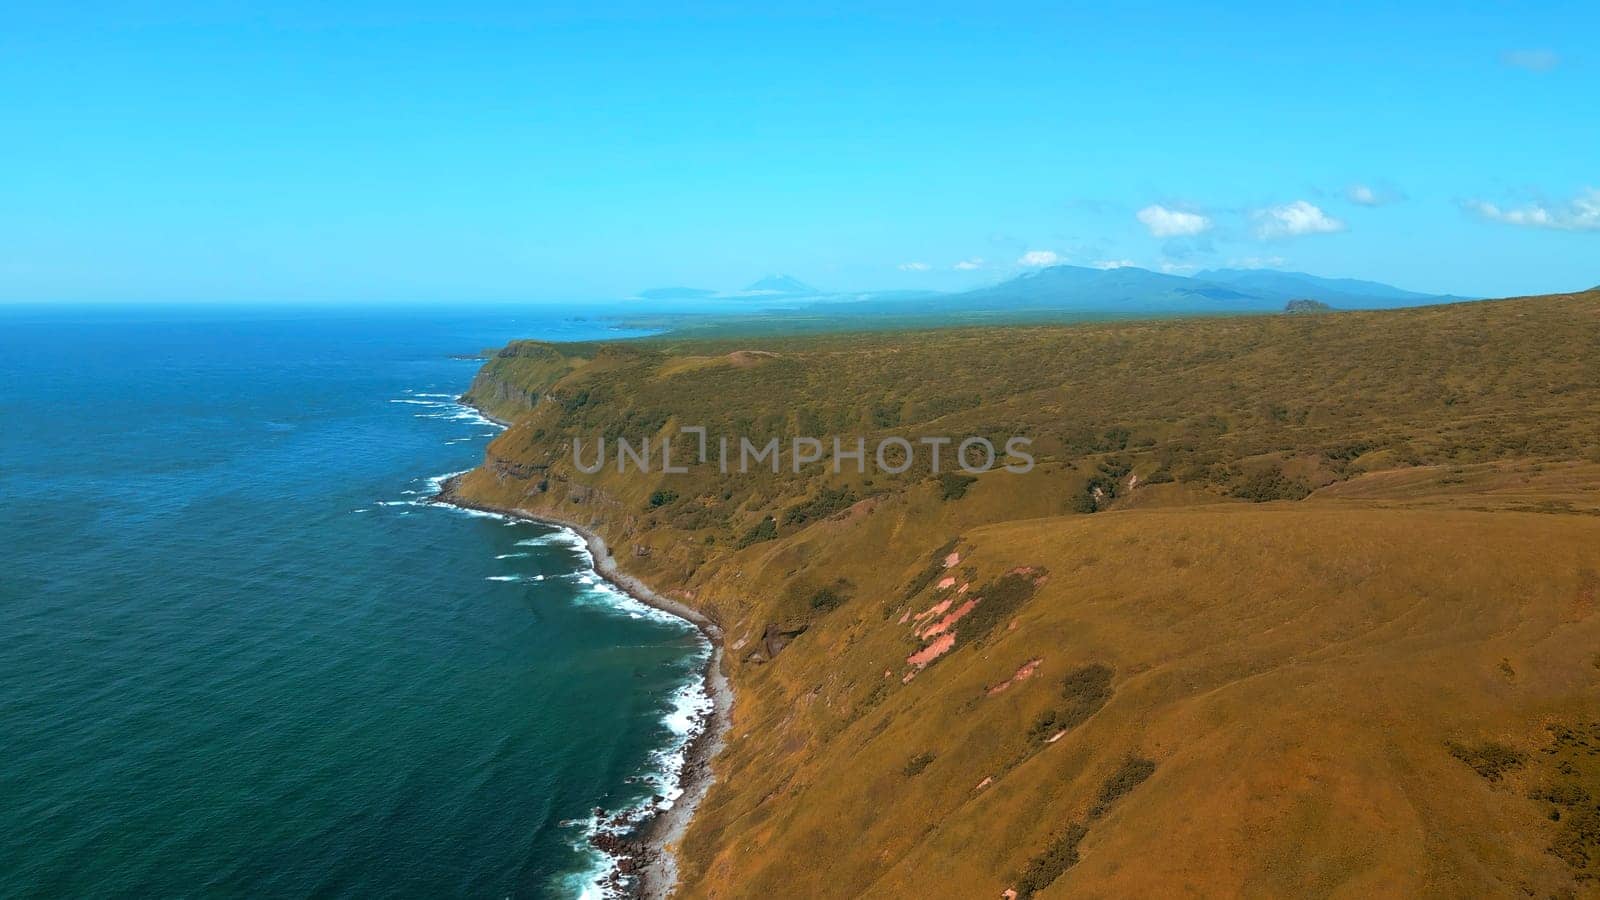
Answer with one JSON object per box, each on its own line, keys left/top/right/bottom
{"left": 453, "top": 291, "right": 1600, "bottom": 897}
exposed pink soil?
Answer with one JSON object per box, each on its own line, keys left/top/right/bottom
{"left": 943, "top": 552, "right": 961, "bottom": 568}
{"left": 1005, "top": 565, "right": 1050, "bottom": 589}
{"left": 936, "top": 576, "right": 956, "bottom": 590}
{"left": 726, "top": 349, "right": 778, "bottom": 367}
{"left": 906, "top": 632, "right": 955, "bottom": 668}
{"left": 919, "top": 597, "right": 979, "bottom": 639}
{"left": 838, "top": 496, "right": 881, "bottom": 524}
{"left": 987, "top": 657, "right": 1044, "bottom": 695}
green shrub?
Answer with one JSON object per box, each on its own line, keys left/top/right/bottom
{"left": 735, "top": 516, "right": 779, "bottom": 549}
{"left": 1028, "top": 664, "right": 1113, "bottom": 743}
{"left": 1015, "top": 823, "right": 1088, "bottom": 898}
{"left": 782, "top": 486, "right": 855, "bottom": 526}
{"left": 1228, "top": 467, "right": 1312, "bottom": 502}
{"left": 937, "top": 472, "right": 978, "bottom": 500}
{"left": 809, "top": 583, "right": 850, "bottom": 612}
{"left": 1091, "top": 756, "right": 1155, "bottom": 817}
{"left": 903, "top": 751, "right": 935, "bottom": 777}
{"left": 959, "top": 572, "right": 1043, "bottom": 645}
{"left": 903, "top": 538, "right": 961, "bottom": 599}
{"left": 1447, "top": 740, "right": 1524, "bottom": 781}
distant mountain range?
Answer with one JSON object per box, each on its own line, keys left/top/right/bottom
{"left": 1192, "top": 268, "right": 1457, "bottom": 307}
{"left": 743, "top": 274, "right": 818, "bottom": 296}
{"left": 881, "top": 265, "right": 1469, "bottom": 317}
{"left": 632, "top": 266, "right": 1470, "bottom": 321}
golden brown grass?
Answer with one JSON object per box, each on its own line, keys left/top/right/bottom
{"left": 454, "top": 289, "right": 1600, "bottom": 897}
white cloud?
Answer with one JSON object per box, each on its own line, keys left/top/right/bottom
{"left": 1136, "top": 204, "right": 1211, "bottom": 238}
{"left": 1253, "top": 200, "right": 1346, "bottom": 239}
{"left": 1502, "top": 49, "right": 1560, "bottom": 72}
{"left": 1093, "top": 259, "right": 1137, "bottom": 270}
{"left": 1467, "top": 188, "right": 1600, "bottom": 231}
{"left": 953, "top": 258, "right": 984, "bottom": 271}
{"left": 1018, "top": 250, "right": 1061, "bottom": 267}
{"left": 897, "top": 261, "right": 931, "bottom": 271}
{"left": 1347, "top": 183, "right": 1403, "bottom": 207}
{"left": 1159, "top": 261, "right": 1198, "bottom": 274}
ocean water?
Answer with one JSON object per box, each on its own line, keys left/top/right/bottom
{"left": 0, "top": 305, "right": 708, "bottom": 898}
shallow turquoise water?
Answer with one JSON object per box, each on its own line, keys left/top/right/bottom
{"left": 0, "top": 305, "right": 704, "bottom": 897}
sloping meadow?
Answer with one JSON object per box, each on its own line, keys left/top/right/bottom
{"left": 454, "top": 290, "right": 1600, "bottom": 896}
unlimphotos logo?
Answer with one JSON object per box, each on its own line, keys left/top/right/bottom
{"left": 573, "top": 427, "right": 1034, "bottom": 475}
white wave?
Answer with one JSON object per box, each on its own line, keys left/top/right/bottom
{"left": 396, "top": 391, "right": 504, "bottom": 432}
{"left": 423, "top": 469, "right": 470, "bottom": 494}
{"left": 407, "top": 494, "right": 712, "bottom": 899}
{"left": 514, "top": 532, "right": 583, "bottom": 548}
{"left": 445, "top": 505, "right": 513, "bottom": 522}
{"left": 557, "top": 642, "right": 713, "bottom": 899}
{"left": 449, "top": 407, "right": 500, "bottom": 425}
{"left": 660, "top": 671, "right": 714, "bottom": 740}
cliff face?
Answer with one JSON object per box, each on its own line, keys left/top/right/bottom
{"left": 460, "top": 340, "right": 585, "bottom": 421}
{"left": 453, "top": 291, "right": 1600, "bottom": 898}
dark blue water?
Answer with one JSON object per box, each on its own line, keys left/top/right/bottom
{"left": 0, "top": 305, "right": 708, "bottom": 898}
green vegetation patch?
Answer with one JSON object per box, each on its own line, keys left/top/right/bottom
{"left": 1447, "top": 739, "right": 1525, "bottom": 782}
{"left": 782, "top": 486, "right": 856, "bottom": 526}
{"left": 807, "top": 581, "right": 851, "bottom": 612}
{"left": 1228, "top": 465, "right": 1313, "bottom": 502}
{"left": 1072, "top": 457, "right": 1132, "bottom": 513}
{"left": 937, "top": 472, "right": 978, "bottom": 500}
{"left": 959, "top": 571, "right": 1046, "bottom": 647}
{"left": 1027, "top": 663, "right": 1113, "bottom": 743}
{"left": 1015, "top": 823, "right": 1088, "bottom": 898}
{"left": 902, "top": 751, "right": 935, "bottom": 777}
{"left": 1532, "top": 722, "right": 1600, "bottom": 880}
{"left": 1015, "top": 751, "right": 1154, "bottom": 897}
{"left": 902, "top": 537, "right": 961, "bottom": 599}
{"left": 735, "top": 515, "right": 778, "bottom": 549}
{"left": 1092, "top": 756, "right": 1156, "bottom": 817}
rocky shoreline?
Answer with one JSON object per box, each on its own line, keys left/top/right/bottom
{"left": 431, "top": 476, "right": 732, "bottom": 899}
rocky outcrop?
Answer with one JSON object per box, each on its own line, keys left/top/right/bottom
{"left": 742, "top": 620, "right": 809, "bottom": 664}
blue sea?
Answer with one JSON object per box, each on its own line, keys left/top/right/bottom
{"left": 0, "top": 305, "right": 709, "bottom": 898}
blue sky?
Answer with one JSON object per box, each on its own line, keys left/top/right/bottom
{"left": 2, "top": 1, "right": 1595, "bottom": 303}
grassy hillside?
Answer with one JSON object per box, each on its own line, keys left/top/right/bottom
{"left": 454, "top": 290, "right": 1600, "bottom": 897}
